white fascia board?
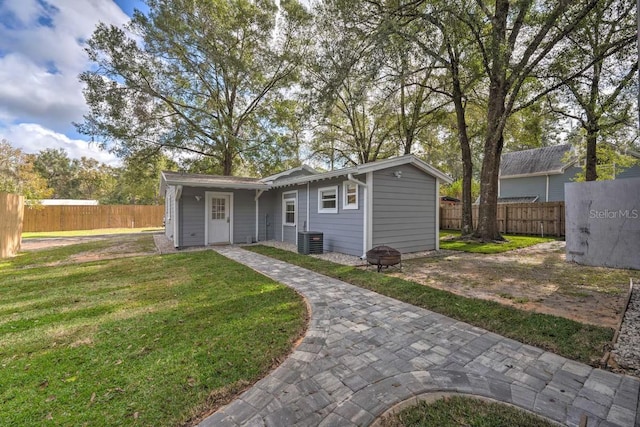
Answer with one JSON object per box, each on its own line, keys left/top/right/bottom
{"left": 163, "top": 179, "right": 269, "bottom": 191}
{"left": 560, "top": 157, "right": 581, "bottom": 172}
{"left": 271, "top": 155, "right": 453, "bottom": 187}
{"left": 500, "top": 170, "right": 564, "bottom": 179}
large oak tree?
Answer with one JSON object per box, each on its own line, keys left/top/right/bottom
{"left": 77, "top": 0, "right": 309, "bottom": 175}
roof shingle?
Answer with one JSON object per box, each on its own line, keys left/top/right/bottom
{"left": 500, "top": 145, "right": 576, "bottom": 177}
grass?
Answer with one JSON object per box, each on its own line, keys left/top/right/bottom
{"left": 246, "top": 245, "right": 613, "bottom": 365}
{"left": 439, "top": 230, "right": 559, "bottom": 253}
{"left": 0, "top": 246, "right": 307, "bottom": 426}
{"left": 22, "top": 228, "right": 163, "bottom": 239}
{"left": 379, "top": 395, "right": 556, "bottom": 426}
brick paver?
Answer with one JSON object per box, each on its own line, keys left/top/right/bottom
{"left": 197, "top": 247, "right": 640, "bottom": 427}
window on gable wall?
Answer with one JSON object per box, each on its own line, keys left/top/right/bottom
{"left": 318, "top": 186, "right": 338, "bottom": 213}
{"left": 343, "top": 182, "right": 358, "bottom": 210}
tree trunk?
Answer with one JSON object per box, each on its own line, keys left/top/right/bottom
{"left": 474, "top": 0, "right": 509, "bottom": 242}
{"left": 451, "top": 67, "right": 473, "bottom": 236}
{"left": 222, "top": 146, "right": 233, "bottom": 176}
{"left": 475, "top": 131, "right": 505, "bottom": 241}
{"left": 475, "top": 79, "right": 508, "bottom": 241}
{"left": 585, "top": 125, "right": 598, "bottom": 181}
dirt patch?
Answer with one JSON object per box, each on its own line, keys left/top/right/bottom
{"left": 20, "top": 234, "right": 159, "bottom": 265}
{"left": 20, "top": 236, "right": 113, "bottom": 251}
{"left": 393, "top": 241, "right": 638, "bottom": 329}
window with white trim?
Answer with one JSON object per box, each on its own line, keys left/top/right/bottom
{"left": 282, "top": 192, "right": 296, "bottom": 226}
{"left": 343, "top": 181, "right": 358, "bottom": 210}
{"left": 318, "top": 186, "right": 338, "bottom": 213}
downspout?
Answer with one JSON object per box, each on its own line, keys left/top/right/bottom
{"left": 435, "top": 179, "right": 440, "bottom": 250}
{"left": 255, "top": 189, "right": 265, "bottom": 242}
{"left": 174, "top": 185, "right": 182, "bottom": 248}
{"left": 347, "top": 173, "right": 368, "bottom": 258}
{"left": 306, "top": 182, "right": 310, "bottom": 231}
{"left": 545, "top": 175, "right": 549, "bottom": 202}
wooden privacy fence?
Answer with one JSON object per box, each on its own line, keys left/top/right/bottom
{"left": 0, "top": 192, "right": 25, "bottom": 258}
{"left": 22, "top": 205, "right": 165, "bottom": 232}
{"left": 440, "top": 201, "right": 565, "bottom": 236}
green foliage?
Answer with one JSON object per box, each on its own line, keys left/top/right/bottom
{"left": 77, "top": 0, "right": 310, "bottom": 175}
{"left": 305, "top": 0, "right": 448, "bottom": 167}
{"left": 0, "top": 140, "right": 53, "bottom": 201}
{"left": 106, "top": 150, "right": 176, "bottom": 204}
{"left": 548, "top": 0, "right": 637, "bottom": 181}
{"left": 247, "top": 245, "right": 612, "bottom": 365}
{"left": 440, "top": 179, "right": 480, "bottom": 201}
{"left": 32, "top": 148, "right": 80, "bottom": 199}
{"left": 0, "top": 244, "right": 306, "bottom": 426}
{"left": 570, "top": 142, "right": 640, "bottom": 182}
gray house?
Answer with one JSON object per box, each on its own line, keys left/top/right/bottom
{"left": 160, "top": 155, "right": 453, "bottom": 257}
{"left": 498, "top": 144, "right": 640, "bottom": 203}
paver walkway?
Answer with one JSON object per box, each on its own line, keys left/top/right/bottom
{"left": 199, "top": 247, "right": 640, "bottom": 427}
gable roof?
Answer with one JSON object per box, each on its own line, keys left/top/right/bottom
{"left": 160, "top": 171, "right": 269, "bottom": 193}
{"left": 260, "top": 165, "right": 318, "bottom": 183}
{"left": 160, "top": 154, "right": 453, "bottom": 193}
{"left": 270, "top": 154, "right": 453, "bottom": 187}
{"left": 500, "top": 144, "right": 577, "bottom": 178}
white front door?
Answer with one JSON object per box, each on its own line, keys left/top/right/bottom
{"left": 208, "top": 195, "right": 230, "bottom": 244}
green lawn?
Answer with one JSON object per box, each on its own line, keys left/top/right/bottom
{"left": 3, "top": 235, "right": 157, "bottom": 270}
{"left": 439, "top": 230, "right": 559, "bottom": 253}
{"left": 0, "top": 245, "right": 306, "bottom": 426}
{"left": 379, "top": 395, "right": 556, "bottom": 426}
{"left": 22, "top": 227, "right": 163, "bottom": 239}
{"left": 246, "top": 246, "right": 612, "bottom": 365}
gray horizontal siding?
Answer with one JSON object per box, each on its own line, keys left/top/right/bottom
{"left": 178, "top": 186, "right": 257, "bottom": 247}
{"left": 274, "top": 186, "right": 307, "bottom": 245}
{"left": 179, "top": 186, "right": 206, "bottom": 247}
{"left": 232, "top": 190, "right": 256, "bottom": 244}
{"left": 500, "top": 176, "right": 546, "bottom": 201}
{"left": 308, "top": 177, "right": 364, "bottom": 256}
{"left": 372, "top": 164, "right": 436, "bottom": 253}
{"left": 548, "top": 167, "right": 580, "bottom": 201}
{"left": 258, "top": 192, "right": 276, "bottom": 241}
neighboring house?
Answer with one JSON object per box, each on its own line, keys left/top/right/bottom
{"left": 38, "top": 199, "right": 99, "bottom": 205}
{"left": 440, "top": 196, "right": 460, "bottom": 206}
{"left": 160, "top": 155, "right": 453, "bottom": 257}
{"left": 498, "top": 144, "right": 640, "bottom": 203}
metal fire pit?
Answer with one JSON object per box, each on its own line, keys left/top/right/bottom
{"left": 366, "top": 245, "right": 401, "bottom": 272}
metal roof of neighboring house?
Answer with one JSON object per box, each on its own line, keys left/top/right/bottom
{"left": 497, "top": 196, "right": 539, "bottom": 203}
{"left": 473, "top": 195, "right": 539, "bottom": 204}
{"left": 39, "top": 199, "right": 99, "bottom": 206}
{"left": 161, "top": 155, "right": 453, "bottom": 193}
{"left": 500, "top": 144, "right": 577, "bottom": 178}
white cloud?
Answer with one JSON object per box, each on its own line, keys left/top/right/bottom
{"left": 0, "top": 0, "right": 130, "bottom": 155}
{"left": 1, "top": 123, "right": 121, "bottom": 166}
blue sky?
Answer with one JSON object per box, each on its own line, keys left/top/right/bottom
{"left": 0, "top": 0, "right": 147, "bottom": 165}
